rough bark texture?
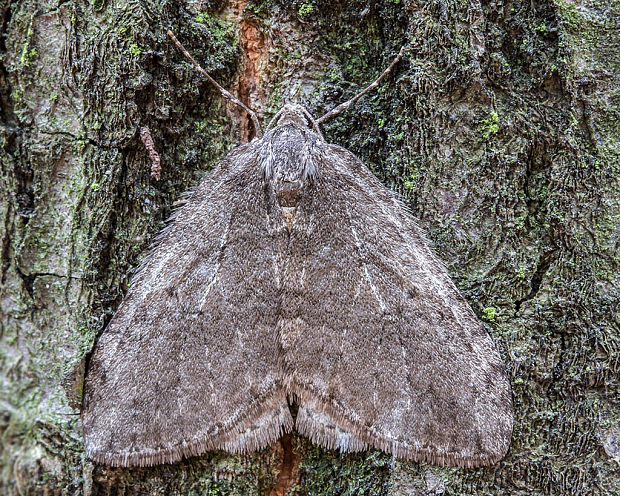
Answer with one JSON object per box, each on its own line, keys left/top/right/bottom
{"left": 0, "top": 0, "right": 618, "bottom": 494}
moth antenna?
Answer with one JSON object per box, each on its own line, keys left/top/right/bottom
{"left": 300, "top": 107, "right": 325, "bottom": 140}
{"left": 316, "top": 46, "right": 406, "bottom": 124}
{"left": 167, "top": 30, "right": 263, "bottom": 139}
{"left": 266, "top": 107, "right": 286, "bottom": 132}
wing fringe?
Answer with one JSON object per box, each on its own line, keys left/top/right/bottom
{"left": 290, "top": 384, "right": 510, "bottom": 468}
{"left": 86, "top": 391, "right": 291, "bottom": 467}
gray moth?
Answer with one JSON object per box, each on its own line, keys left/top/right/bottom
{"left": 81, "top": 34, "right": 513, "bottom": 468}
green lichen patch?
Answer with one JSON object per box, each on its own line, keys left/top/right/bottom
{"left": 482, "top": 307, "right": 497, "bottom": 321}
{"left": 298, "top": 3, "right": 314, "bottom": 18}
{"left": 480, "top": 110, "right": 500, "bottom": 139}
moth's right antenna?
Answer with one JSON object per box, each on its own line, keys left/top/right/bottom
{"left": 316, "top": 46, "right": 405, "bottom": 125}
{"left": 167, "top": 30, "right": 263, "bottom": 138}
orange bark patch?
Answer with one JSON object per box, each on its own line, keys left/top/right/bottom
{"left": 232, "top": 0, "right": 266, "bottom": 141}
{"left": 268, "top": 434, "right": 300, "bottom": 496}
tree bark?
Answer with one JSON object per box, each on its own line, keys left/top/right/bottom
{"left": 0, "top": 0, "right": 618, "bottom": 494}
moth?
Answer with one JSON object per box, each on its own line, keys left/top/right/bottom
{"left": 82, "top": 31, "right": 513, "bottom": 468}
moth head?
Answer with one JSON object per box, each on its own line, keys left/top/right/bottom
{"left": 260, "top": 105, "right": 322, "bottom": 210}
{"left": 274, "top": 104, "right": 313, "bottom": 128}
{"left": 265, "top": 104, "right": 324, "bottom": 141}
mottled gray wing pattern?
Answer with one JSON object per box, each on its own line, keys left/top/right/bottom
{"left": 82, "top": 144, "right": 291, "bottom": 467}
{"left": 281, "top": 145, "right": 513, "bottom": 467}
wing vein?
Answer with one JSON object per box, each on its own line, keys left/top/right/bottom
{"left": 199, "top": 209, "right": 233, "bottom": 310}
{"left": 345, "top": 204, "right": 387, "bottom": 312}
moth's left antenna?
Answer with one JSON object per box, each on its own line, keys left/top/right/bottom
{"left": 167, "top": 30, "right": 263, "bottom": 139}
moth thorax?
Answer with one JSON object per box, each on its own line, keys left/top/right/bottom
{"left": 275, "top": 180, "right": 303, "bottom": 231}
